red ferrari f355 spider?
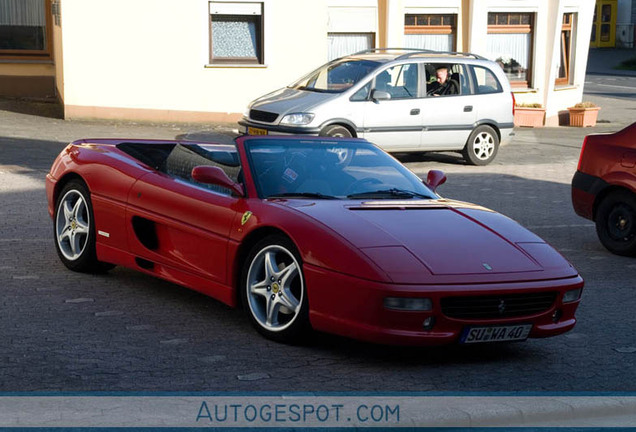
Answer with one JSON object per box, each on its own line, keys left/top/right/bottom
{"left": 46, "top": 136, "right": 583, "bottom": 345}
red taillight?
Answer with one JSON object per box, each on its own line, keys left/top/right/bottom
{"left": 577, "top": 136, "right": 588, "bottom": 171}
{"left": 511, "top": 92, "right": 516, "bottom": 116}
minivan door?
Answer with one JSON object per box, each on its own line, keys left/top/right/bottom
{"left": 359, "top": 63, "right": 423, "bottom": 151}
{"left": 419, "top": 63, "right": 477, "bottom": 150}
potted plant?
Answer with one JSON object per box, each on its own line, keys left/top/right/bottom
{"left": 568, "top": 102, "right": 601, "bottom": 127}
{"left": 514, "top": 103, "right": 545, "bottom": 128}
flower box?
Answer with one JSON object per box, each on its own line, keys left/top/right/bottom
{"left": 514, "top": 106, "right": 545, "bottom": 128}
{"left": 568, "top": 106, "right": 601, "bottom": 127}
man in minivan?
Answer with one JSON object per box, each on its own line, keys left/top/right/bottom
{"left": 428, "top": 65, "right": 459, "bottom": 96}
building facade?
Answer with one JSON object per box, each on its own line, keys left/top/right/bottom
{"left": 0, "top": 0, "right": 595, "bottom": 126}
{"left": 590, "top": 0, "right": 635, "bottom": 48}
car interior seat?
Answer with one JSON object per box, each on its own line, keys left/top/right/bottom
{"left": 450, "top": 72, "right": 461, "bottom": 95}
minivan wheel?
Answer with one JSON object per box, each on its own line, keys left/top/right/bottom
{"left": 462, "top": 125, "right": 499, "bottom": 166}
{"left": 319, "top": 124, "right": 353, "bottom": 165}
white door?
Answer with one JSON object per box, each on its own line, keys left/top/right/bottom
{"left": 420, "top": 63, "right": 477, "bottom": 150}
{"left": 360, "top": 63, "right": 423, "bottom": 151}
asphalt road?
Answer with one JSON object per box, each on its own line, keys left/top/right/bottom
{"left": 0, "top": 97, "right": 635, "bottom": 393}
{"left": 584, "top": 74, "right": 636, "bottom": 100}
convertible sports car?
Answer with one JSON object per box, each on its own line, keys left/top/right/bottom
{"left": 46, "top": 136, "right": 583, "bottom": 345}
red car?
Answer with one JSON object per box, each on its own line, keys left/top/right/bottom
{"left": 46, "top": 136, "right": 583, "bottom": 345}
{"left": 572, "top": 122, "right": 636, "bottom": 256}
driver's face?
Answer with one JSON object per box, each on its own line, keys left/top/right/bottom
{"left": 436, "top": 68, "right": 448, "bottom": 83}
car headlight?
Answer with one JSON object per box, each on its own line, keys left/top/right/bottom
{"left": 243, "top": 106, "right": 251, "bottom": 118}
{"left": 280, "top": 113, "right": 315, "bottom": 126}
{"left": 563, "top": 288, "right": 582, "bottom": 303}
{"left": 384, "top": 297, "right": 432, "bottom": 311}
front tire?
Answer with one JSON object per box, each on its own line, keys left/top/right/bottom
{"left": 54, "top": 179, "right": 114, "bottom": 272}
{"left": 462, "top": 125, "right": 499, "bottom": 166}
{"left": 595, "top": 190, "right": 636, "bottom": 256}
{"left": 241, "top": 235, "right": 310, "bottom": 343}
{"left": 319, "top": 124, "right": 354, "bottom": 165}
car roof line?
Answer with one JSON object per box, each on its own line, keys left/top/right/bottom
{"left": 345, "top": 47, "right": 488, "bottom": 61}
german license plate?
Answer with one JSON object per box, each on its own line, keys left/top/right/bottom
{"left": 460, "top": 324, "right": 532, "bottom": 344}
{"left": 247, "top": 126, "right": 268, "bottom": 135}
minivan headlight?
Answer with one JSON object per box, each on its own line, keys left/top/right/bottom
{"left": 280, "top": 113, "right": 314, "bottom": 126}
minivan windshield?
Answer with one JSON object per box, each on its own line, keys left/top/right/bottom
{"left": 289, "top": 59, "right": 380, "bottom": 93}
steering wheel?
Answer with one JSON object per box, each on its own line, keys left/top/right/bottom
{"left": 344, "top": 177, "right": 383, "bottom": 196}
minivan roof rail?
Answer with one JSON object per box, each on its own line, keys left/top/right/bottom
{"left": 351, "top": 48, "right": 431, "bottom": 55}
{"left": 348, "top": 47, "right": 488, "bottom": 61}
{"left": 395, "top": 50, "right": 488, "bottom": 61}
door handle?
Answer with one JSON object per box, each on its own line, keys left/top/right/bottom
{"left": 410, "top": 108, "right": 420, "bottom": 115}
{"left": 463, "top": 105, "right": 473, "bottom": 112}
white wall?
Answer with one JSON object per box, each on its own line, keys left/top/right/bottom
{"left": 60, "top": 0, "right": 328, "bottom": 118}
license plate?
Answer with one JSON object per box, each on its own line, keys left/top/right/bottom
{"left": 460, "top": 324, "right": 532, "bottom": 344}
{"left": 247, "top": 126, "right": 268, "bottom": 135}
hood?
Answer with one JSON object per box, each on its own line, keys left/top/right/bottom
{"left": 282, "top": 199, "right": 577, "bottom": 284}
{"left": 250, "top": 87, "right": 339, "bottom": 120}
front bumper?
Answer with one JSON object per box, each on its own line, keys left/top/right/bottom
{"left": 305, "top": 264, "right": 583, "bottom": 346}
{"left": 238, "top": 119, "right": 321, "bottom": 136}
{"left": 571, "top": 170, "right": 608, "bottom": 221}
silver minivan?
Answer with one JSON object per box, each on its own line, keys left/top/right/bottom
{"left": 239, "top": 49, "right": 515, "bottom": 165}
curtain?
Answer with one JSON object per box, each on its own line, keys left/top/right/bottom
{"left": 212, "top": 18, "right": 258, "bottom": 58}
{"left": 485, "top": 33, "right": 531, "bottom": 69}
{"left": 404, "top": 34, "right": 453, "bottom": 52}
{"left": 0, "top": 0, "right": 45, "bottom": 26}
{"left": 328, "top": 33, "right": 374, "bottom": 61}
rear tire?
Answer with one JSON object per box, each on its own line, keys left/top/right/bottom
{"left": 54, "top": 180, "right": 115, "bottom": 273}
{"left": 462, "top": 125, "right": 499, "bottom": 166}
{"left": 595, "top": 190, "right": 636, "bottom": 256}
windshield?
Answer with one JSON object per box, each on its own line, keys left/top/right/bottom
{"left": 244, "top": 138, "right": 437, "bottom": 200}
{"left": 289, "top": 59, "right": 380, "bottom": 93}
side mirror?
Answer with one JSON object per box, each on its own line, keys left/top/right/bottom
{"left": 191, "top": 165, "right": 244, "bottom": 197}
{"left": 426, "top": 169, "right": 446, "bottom": 193}
{"left": 371, "top": 89, "right": 391, "bottom": 102}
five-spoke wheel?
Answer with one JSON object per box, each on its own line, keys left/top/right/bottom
{"left": 242, "top": 235, "right": 309, "bottom": 342}
{"left": 54, "top": 180, "right": 114, "bottom": 272}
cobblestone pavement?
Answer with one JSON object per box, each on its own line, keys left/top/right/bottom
{"left": 1, "top": 97, "right": 635, "bottom": 392}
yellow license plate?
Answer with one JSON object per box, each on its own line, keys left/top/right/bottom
{"left": 247, "top": 127, "right": 268, "bottom": 135}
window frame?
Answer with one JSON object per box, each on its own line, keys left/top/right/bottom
{"left": 0, "top": 0, "right": 53, "bottom": 61}
{"left": 208, "top": 2, "right": 264, "bottom": 65}
{"left": 404, "top": 13, "right": 457, "bottom": 51}
{"left": 327, "top": 32, "right": 375, "bottom": 61}
{"left": 487, "top": 12, "right": 534, "bottom": 89}
{"left": 556, "top": 13, "right": 575, "bottom": 86}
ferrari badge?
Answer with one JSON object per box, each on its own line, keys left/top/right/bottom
{"left": 241, "top": 211, "right": 253, "bottom": 226}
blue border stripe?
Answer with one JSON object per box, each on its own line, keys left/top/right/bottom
{"left": 0, "top": 391, "right": 636, "bottom": 396}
